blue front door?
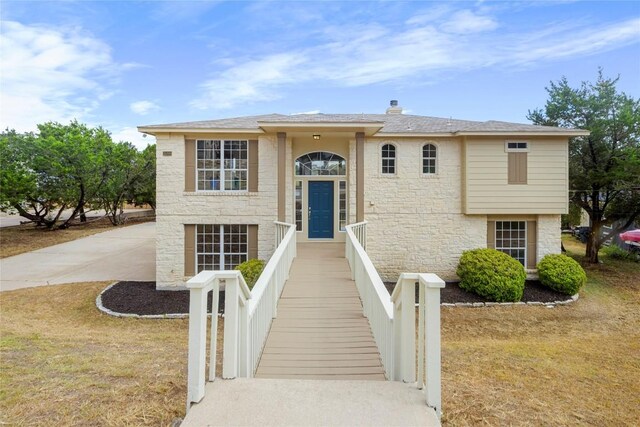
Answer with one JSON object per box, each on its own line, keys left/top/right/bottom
{"left": 308, "top": 181, "right": 334, "bottom": 238}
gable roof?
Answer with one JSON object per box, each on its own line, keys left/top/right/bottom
{"left": 138, "top": 113, "right": 588, "bottom": 136}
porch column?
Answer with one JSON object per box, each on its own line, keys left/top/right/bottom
{"left": 277, "top": 132, "right": 286, "bottom": 221}
{"left": 356, "top": 132, "right": 365, "bottom": 222}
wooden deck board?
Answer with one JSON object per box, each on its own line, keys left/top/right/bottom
{"left": 254, "top": 242, "right": 385, "bottom": 380}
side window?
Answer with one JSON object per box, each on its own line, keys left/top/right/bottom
{"left": 196, "top": 140, "right": 248, "bottom": 191}
{"left": 381, "top": 144, "right": 396, "bottom": 175}
{"left": 422, "top": 144, "right": 437, "bottom": 174}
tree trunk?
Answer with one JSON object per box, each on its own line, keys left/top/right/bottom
{"left": 79, "top": 205, "right": 87, "bottom": 222}
{"left": 587, "top": 221, "right": 601, "bottom": 263}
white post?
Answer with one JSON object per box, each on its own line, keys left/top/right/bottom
{"left": 417, "top": 282, "right": 425, "bottom": 389}
{"left": 187, "top": 286, "right": 207, "bottom": 407}
{"left": 208, "top": 280, "right": 220, "bottom": 382}
{"left": 223, "top": 276, "right": 240, "bottom": 379}
{"left": 398, "top": 275, "right": 416, "bottom": 383}
{"left": 419, "top": 273, "right": 445, "bottom": 419}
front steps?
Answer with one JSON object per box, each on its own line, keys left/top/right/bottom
{"left": 181, "top": 378, "right": 440, "bottom": 426}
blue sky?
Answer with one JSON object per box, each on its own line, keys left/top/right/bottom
{"left": 1, "top": 0, "right": 639, "bottom": 148}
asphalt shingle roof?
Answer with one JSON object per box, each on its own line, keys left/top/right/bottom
{"left": 140, "top": 113, "right": 583, "bottom": 134}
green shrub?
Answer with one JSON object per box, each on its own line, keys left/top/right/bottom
{"left": 456, "top": 248, "right": 526, "bottom": 302}
{"left": 235, "top": 259, "right": 265, "bottom": 290}
{"left": 602, "top": 245, "right": 638, "bottom": 262}
{"left": 537, "top": 254, "right": 586, "bottom": 295}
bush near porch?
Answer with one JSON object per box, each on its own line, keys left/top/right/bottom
{"left": 456, "top": 248, "right": 526, "bottom": 302}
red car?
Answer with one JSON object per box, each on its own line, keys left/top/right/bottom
{"left": 619, "top": 229, "right": 640, "bottom": 243}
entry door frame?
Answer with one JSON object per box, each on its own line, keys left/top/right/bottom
{"left": 307, "top": 180, "right": 334, "bottom": 239}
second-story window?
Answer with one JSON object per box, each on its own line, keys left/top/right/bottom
{"left": 381, "top": 144, "right": 396, "bottom": 174}
{"left": 197, "top": 140, "right": 248, "bottom": 191}
{"left": 422, "top": 144, "right": 437, "bottom": 174}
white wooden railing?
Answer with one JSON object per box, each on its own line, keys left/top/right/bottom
{"left": 186, "top": 221, "right": 296, "bottom": 410}
{"left": 345, "top": 222, "right": 444, "bottom": 419}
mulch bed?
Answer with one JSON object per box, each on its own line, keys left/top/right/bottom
{"left": 100, "top": 281, "right": 224, "bottom": 316}
{"left": 383, "top": 280, "right": 571, "bottom": 304}
{"left": 101, "top": 279, "right": 572, "bottom": 317}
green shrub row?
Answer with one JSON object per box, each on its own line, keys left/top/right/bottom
{"left": 456, "top": 249, "right": 587, "bottom": 301}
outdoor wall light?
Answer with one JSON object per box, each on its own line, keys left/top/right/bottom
{"left": 313, "top": 134, "right": 321, "bottom": 140}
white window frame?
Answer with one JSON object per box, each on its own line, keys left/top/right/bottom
{"left": 196, "top": 224, "right": 248, "bottom": 272}
{"left": 495, "top": 221, "right": 527, "bottom": 267}
{"left": 381, "top": 143, "right": 397, "bottom": 175}
{"left": 422, "top": 143, "right": 438, "bottom": 175}
{"left": 505, "top": 141, "right": 530, "bottom": 152}
{"left": 338, "top": 180, "right": 347, "bottom": 232}
{"left": 196, "top": 139, "right": 248, "bottom": 192}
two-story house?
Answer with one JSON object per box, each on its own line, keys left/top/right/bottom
{"left": 139, "top": 101, "right": 587, "bottom": 289}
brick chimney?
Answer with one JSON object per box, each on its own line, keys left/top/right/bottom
{"left": 386, "top": 99, "right": 403, "bottom": 114}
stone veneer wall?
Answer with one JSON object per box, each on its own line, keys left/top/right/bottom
{"left": 536, "top": 214, "right": 562, "bottom": 263}
{"left": 155, "top": 133, "right": 279, "bottom": 289}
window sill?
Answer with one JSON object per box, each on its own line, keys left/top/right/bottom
{"left": 184, "top": 191, "right": 259, "bottom": 196}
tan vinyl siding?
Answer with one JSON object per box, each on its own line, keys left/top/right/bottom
{"left": 508, "top": 152, "right": 527, "bottom": 184}
{"left": 248, "top": 224, "right": 258, "bottom": 260}
{"left": 248, "top": 139, "right": 259, "bottom": 192}
{"left": 464, "top": 137, "right": 568, "bottom": 214}
{"left": 184, "top": 224, "right": 195, "bottom": 276}
{"left": 527, "top": 220, "right": 537, "bottom": 269}
{"left": 185, "top": 139, "right": 195, "bottom": 192}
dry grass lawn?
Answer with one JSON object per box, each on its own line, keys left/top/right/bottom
{"left": 441, "top": 236, "right": 640, "bottom": 426}
{"left": 0, "top": 236, "right": 638, "bottom": 426}
{"left": 0, "top": 217, "right": 154, "bottom": 259}
{"left": 0, "top": 282, "right": 224, "bottom": 426}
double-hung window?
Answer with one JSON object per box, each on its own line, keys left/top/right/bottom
{"left": 197, "top": 140, "right": 248, "bottom": 191}
{"left": 196, "top": 224, "right": 248, "bottom": 272}
{"left": 495, "top": 221, "right": 527, "bottom": 266}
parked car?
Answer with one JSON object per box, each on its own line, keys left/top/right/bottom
{"left": 619, "top": 229, "right": 640, "bottom": 243}
{"left": 573, "top": 226, "right": 590, "bottom": 243}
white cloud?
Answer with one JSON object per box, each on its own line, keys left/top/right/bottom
{"left": 440, "top": 10, "right": 498, "bottom": 34}
{"left": 190, "top": 11, "right": 640, "bottom": 111}
{"left": 291, "top": 110, "right": 321, "bottom": 115}
{"left": 130, "top": 100, "right": 160, "bottom": 115}
{"left": 0, "top": 21, "right": 118, "bottom": 131}
{"left": 111, "top": 126, "right": 155, "bottom": 151}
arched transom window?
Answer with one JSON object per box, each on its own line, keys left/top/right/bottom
{"left": 381, "top": 144, "right": 396, "bottom": 174}
{"left": 422, "top": 144, "right": 437, "bottom": 174}
{"left": 295, "top": 152, "right": 346, "bottom": 176}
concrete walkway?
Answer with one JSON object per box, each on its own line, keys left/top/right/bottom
{"left": 255, "top": 242, "right": 385, "bottom": 380}
{"left": 0, "top": 222, "right": 155, "bottom": 291}
{"left": 182, "top": 378, "right": 440, "bottom": 426}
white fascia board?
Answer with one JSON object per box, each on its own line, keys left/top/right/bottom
{"left": 137, "top": 127, "right": 264, "bottom": 135}
{"left": 454, "top": 130, "right": 590, "bottom": 137}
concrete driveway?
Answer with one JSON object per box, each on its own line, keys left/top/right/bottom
{"left": 0, "top": 222, "right": 155, "bottom": 291}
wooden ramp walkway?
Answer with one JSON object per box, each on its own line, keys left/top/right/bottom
{"left": 255, "top": 242, "right": 385, "bottom": 380}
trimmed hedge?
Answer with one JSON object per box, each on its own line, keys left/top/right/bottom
{"left": 456, "top": 248, "right": 526, "bottom": 302}
{"left": 537, "top": 254, "right": 586, "bottom": 295}
{"left": 235, "top": 259, "right": 265, "bottom": 290}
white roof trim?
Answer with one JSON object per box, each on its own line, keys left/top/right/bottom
{"left": 137, "top": 127, "right": 264, "bottom": 135}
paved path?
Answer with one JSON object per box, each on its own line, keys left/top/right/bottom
{"left": 255, "top": 242, "right": 385, "bottom": 380}
{"left": 182, "top": 379, "right": 440, "bottom": 426}
{"left": 0, "top": 209, "right": 153, "bottom": 227}
{"left": 0, "top": 222, "right": 155, "bottom": 291}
